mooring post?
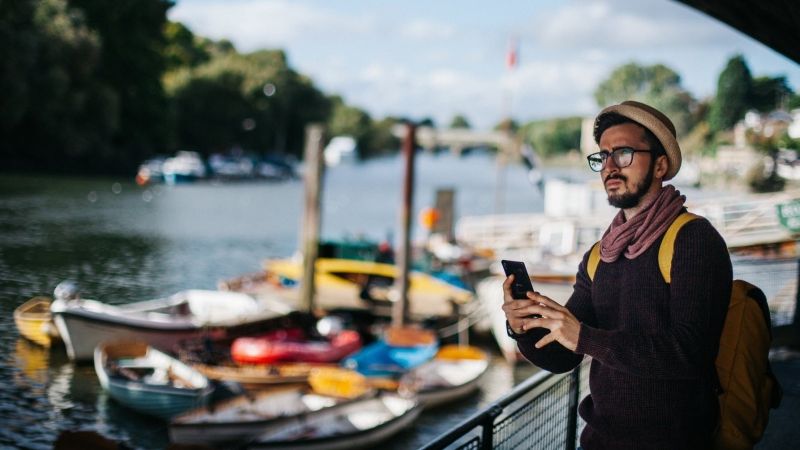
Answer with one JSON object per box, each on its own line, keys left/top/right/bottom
{"left": 392, "top": 122, "right": 416, "bottom": 328}
{"left": 300, "top": 124, "right": 325, "bottom": 313}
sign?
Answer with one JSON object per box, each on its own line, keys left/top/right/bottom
{"left": 777, "top": 200, "right": 800, "bottom": 232}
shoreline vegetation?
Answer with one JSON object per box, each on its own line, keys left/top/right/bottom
{"left": 1, "top": 0, "right": 799, "bottom": 195}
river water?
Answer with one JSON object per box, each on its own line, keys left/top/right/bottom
{"left": 0, "top": 151, "right": 559, "bottom": 449}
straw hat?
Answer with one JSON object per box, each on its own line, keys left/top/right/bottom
{"left": 594, "top": 100, "right": 682, "bottom": 181}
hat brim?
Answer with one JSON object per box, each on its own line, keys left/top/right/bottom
{"left": 597, "top": 104, "right": 681, "bottom": 181}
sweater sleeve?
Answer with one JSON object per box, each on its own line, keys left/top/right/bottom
{"left": 574, "top": 219, "right": 732, "bottom": 380}
{"left": 516, "top": 249, "right": 597, "bottom": 373}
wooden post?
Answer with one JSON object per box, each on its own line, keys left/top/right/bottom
{"left": 300, "top": 124, "right": 325, "bottom": 313}
{"left": 393, "top": 123, "right": 416, "bottom": 327}
{"left": 433, "top": 188, "right": 455, "bottom": 241}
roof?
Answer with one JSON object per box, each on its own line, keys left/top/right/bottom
{"left": 677, "top": 0, "right": 800, "bottom": 65}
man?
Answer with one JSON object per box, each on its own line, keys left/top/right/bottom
{"left": 502, "top": 100, "right": 732, "bottom": 450}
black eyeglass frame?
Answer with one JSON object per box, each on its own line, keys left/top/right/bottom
{"left": 586, "top": 147, "right": 651, "bottom": 172}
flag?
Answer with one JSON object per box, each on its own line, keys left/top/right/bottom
{"left": 506, "top": 37, "right": 518, "bottom": 70}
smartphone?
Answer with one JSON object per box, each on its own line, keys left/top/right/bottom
{"left": 501, "top": 260, "right": 535, "bottom": 300}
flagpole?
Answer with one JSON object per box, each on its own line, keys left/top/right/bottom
{"left": 495, "top": 36, "right": 518, "bottom": 215}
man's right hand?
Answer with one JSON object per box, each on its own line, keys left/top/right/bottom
{"left": 502, "top": 274, "right": 534, "bottom": 334}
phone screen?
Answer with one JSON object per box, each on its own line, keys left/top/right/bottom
{"left": 501, "top": 260, "right": 534, "bottom": 299}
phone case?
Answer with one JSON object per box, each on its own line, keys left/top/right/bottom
{"left": 501, "top": 260, "right": 534, "bottom": 299}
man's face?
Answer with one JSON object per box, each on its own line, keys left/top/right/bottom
{"left": 598, "top": 123, "right": 655, "bottom": 209}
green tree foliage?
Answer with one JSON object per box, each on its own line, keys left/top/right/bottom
{"left": 594, "top": 62, "right": 696, "bottom": 136}
{"left": 327, "top": 96, "right": 372, "bottom": 159}
{"left": 750, "top": 75, "right": 793, "bottom": 112}
{"left": 365, "top": 117, "right": 400, "bottom": 157}
{"left": 709, "top": 55, "right": 752, "bottom": 132}
{"left": 166, "top": 49, "right": 330, "bottom": 159}
{"left": 494, "top": 118, "right": 519, "bottom": 132}
{"left": 1, "top": 0, "right": 118, "bottom": 173}
{"left": 789, "top": 93, "right": 800, "bottom": 110}
{"left": 519, "top": 117, "right": 582, "bottom": 157}
{"left": 163, "top": 21, "right": 211, "bottom": 71}
{"left": 68, "top": 0, "right": 172, "bottom": 171}
{"left": 449, "top": 114, "right": 471, "bottom": 129}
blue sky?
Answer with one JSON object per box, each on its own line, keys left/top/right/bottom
{"left": 170, "top": 0, "right": 800, "bottom": 130}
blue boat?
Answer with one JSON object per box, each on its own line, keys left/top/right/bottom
{"left": 342, "top": 328, "right": 438, "bottom": 377}
{"left": 94, "top": 341, "right": 214, "bottom": 420}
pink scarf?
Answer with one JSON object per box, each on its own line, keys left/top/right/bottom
{"left": 599, "top": 185, "right": 686, "bottom": 262}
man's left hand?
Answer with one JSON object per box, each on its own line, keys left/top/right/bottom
{"left": 515, "top": 292, "right": 581, "bottom": 352}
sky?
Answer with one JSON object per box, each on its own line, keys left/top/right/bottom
{"left": 170, "top": 0, "right": 800, "bottom": 131}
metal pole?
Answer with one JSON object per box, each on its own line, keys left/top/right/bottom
{"left": 300, "top": 124, "right": 325, "bottom": 313}
{"left": 392, "top": 123, "right": 416, "bottom": 327}
{"left": 565, "top": 366, "right": 581, "bottom": 450}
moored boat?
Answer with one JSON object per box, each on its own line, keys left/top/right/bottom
{"left": 52, "top": 286, "right": 293, "bottom": 361}
{"left": 14, "top": 296, "right": 60, "bottom": 347}
{"left": 220, "top": 257, "right": 475, "bottom": 320}
{"left": 169, "top": 386, "right": 317, "bottom": 447}
{"left": 246, "top": 392, "right": 421, "bottom": 450}
{"left": 231, "top": 329, "right": 362, "bottom": 365}
{"left": 94, "top": 341, "right": 214, "bottom": 419}
{"left": 398, "top": 344, "right": 490, "bottom": 409}
{"left": 342, "top": 327, "right": 438, "bottom": 378}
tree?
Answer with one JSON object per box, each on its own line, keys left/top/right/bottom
{"left": 750, "top": 75, "right": 793, "bottom": 112}
{"left": 68, "top": 0, "right": 172, "bottom": 170}
{"left": 326, "top": 96, "right": 372, "bottom": 159}
{"left": 166, "top": 48, "right": 331, "bottom": 159}
{"left": 594, "top": 62, "right": 696, "bottom": 136}
{"left": 1, "top": 0, "right": 118, "bottom": 173}
{"left": 709, "top": 55, "right": 752, "bottom": 132}
{"left": 520, "top": 117, "right": 582, "bottom": 157}
{"left": 449, "top": 114, "right": 471, "bottom": 129}
{"left": 163, "top": 21, "right": 211, "bottom": 71}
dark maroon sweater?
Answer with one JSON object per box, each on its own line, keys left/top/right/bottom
{"left": 517, "top": 218, "right": 732, "bottom": 450}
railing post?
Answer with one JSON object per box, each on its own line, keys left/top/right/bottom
{"left": 481, "top": 405, "right": 503, "bottom": 450}
{"left": 565, "top": 366, "right": 581, "bottom": 450}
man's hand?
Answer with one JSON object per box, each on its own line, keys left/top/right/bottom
{"left": 502, "top": 276, "right": 581, "bottom": 352}
{"left": 502, "top": 274, "right": 533, "bottom": 334}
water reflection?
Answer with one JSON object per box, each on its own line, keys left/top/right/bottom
{"left": 13, "top": 340, "right": 50, "bottom": 389}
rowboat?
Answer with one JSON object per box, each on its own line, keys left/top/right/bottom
{"left": 190, "top": 362, "right": 328, "bottom": 389}
{"left": 169, "top": 367, "right": 375, "bottom": 447}
{"left": 246, "top": 392, "right": 421, "bottom": 450}
{"left": 231, "top": 329, "right": 362, "bottom": 364}
{"left": 399, "top": 344, "right": 490, "bottom": 409}
{"left": 94, "top": 341, "right": 214, "bottom": 419}
{"left": 14, "top": 296, "right": 60, "bottom": 347}
{"left": 52, "top": 288, "right": 293, "bottom": 361}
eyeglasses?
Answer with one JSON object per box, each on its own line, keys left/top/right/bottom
{"left": 586, "top": 147, "right": 651, "bottom": 172}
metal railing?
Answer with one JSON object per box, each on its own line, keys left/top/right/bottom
{"left": 422, "top": 360, "right": 591, "bottom": 450}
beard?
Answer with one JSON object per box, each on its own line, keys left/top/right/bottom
{"left": 606, "top": 163, "right": 655, "bottom": 209}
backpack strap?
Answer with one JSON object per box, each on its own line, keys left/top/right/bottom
{"left": 586, "top": 211, "right": 699, "bottom": 283}
{"left": 587, "top": 241, "right": 601, "bottom": 281}
{"left": 658, "top": 212, "right": 700, "bottom": 283}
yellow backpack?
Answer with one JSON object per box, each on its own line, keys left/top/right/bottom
{"left": 588, "top": 212, "right": 782, "bottom": 450}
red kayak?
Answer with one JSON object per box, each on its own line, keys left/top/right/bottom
{"left": 231, "top": 330, "right": 362, "bottom": 365}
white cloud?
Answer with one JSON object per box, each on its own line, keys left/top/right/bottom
{"left": 400, "top": 19, "right": 457, "bottom": 40}
{"left": 169, "top": 0, "right": 376, "bottom": 52}
{"left": 535, "top": 0, "right": 737, "bottom": 50}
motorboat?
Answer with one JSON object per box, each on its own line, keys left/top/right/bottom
{"left": 51, "top": 282, "right": 293, "bottom": 361}
{"left": 220, "top": 257, "right": 475, "bottom": 321}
